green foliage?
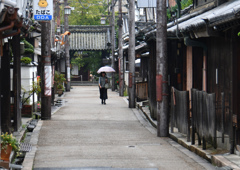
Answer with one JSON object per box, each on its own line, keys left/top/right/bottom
{"left": 68, "top": 0, "right": 109, "bottom": 25}
{"left": 22, "top": 124, "right": 27, "bottom": 129}
{"left": 21, "top": 57, "right": 32, "bottom": 64}
{"left": 82, "top": 51, "right": 102, "bottom": 76}
{"left": 124, "top": 89, "right": 128, "bottom": 97}
{"left": 115, "top": 74, "right": 119, "bottom": 86}
{"left": 167, "top": 0, "right": 193, "bottom": 20}
{"left": 238, "top": 32, "right": 240, "bottom": 36}
{"left": 71, "top": 52, "right": 85, "bottom": 70}
{"left": 1, "top": 132, "right": 20, "bottom": 154}
{"left": 21, "top": 79, "right": 41, "bottom": 105}
{"left": 54, "top": 71, "right": 66, "bottom": 90}
{"left": 181, "top": 0, "right": 193, "bottom": 9}
{"left": 21, "top": 39, "right": 34, "bottom": 54}
{"left": 31, "top": 80, "right": 41, "bottom": 94}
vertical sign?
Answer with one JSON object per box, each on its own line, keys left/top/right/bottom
{"left": 67, "top": 67, "right": 70, "bottom": 82}
{"left": 44, "top": 66, "right": 52, "bottom": 96}
{"left": 33, "top": 0, "right": 53, "bottom": 21}
{"left": 156, "top": 74, "right": 162, "bottom": 102}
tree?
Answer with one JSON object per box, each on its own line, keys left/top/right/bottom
{"left": 82, "top": 51, "right": 102, "bottom": 76}
{"left": 68, "top": 0, "right": 109, "bottom": 25}
{"left": 71, "top": 51, "right": 84, "bottom": 70}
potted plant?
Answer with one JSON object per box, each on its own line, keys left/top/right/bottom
{"left": 37, "top": 101, "right": 41, "bottom": 112}
{"left": 21, "top": 57, "right": 32, "bottom": 65}
{"left": 54, "top": 71, "right": 66, "bottom": 96}
{"left": 21, "top": 80, "right": 41, "bottom": 117}
{"left": 1, "top": 132, "right": 20, "bottom": 161}
{"left": 57, "top": 84, "right": 64, "bottom": 96}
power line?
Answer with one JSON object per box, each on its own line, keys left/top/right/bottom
{"left": 78, "top": 0, "right": 89, "bottom": 9}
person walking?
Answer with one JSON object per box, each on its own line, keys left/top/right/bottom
{"left": 99, "top": 72, "right": 108, "bottom": 104}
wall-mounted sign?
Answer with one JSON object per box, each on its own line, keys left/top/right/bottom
{"left": 33, "top": 0, "right": 53, "bottom": 21}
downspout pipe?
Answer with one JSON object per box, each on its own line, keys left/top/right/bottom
{"left": 175, "top": 0, "right": 181, "bottom": 18}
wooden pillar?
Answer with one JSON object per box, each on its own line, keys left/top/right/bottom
{"left": 111, "top": 0, "right": 115, "bottom": 91}
{"left": 128, "top": 0, "right": 136, "bottom": 108}
{"left": 51, "top": 0, "right": 56, "bottom": 105}
{"left": 203, "top": 51, "right": 207, "bottom": 92}
{"left": 186, "top": 46, "right": 193, "bottom": 94}
{"left": 1, "top": 43, "right": 11, "bottom": 133}
{"left": 0, "top": 53, "right": 1, "bottom": 133}
{"left": 12, "top": 35, "right": 21, "bottom": 131}
{"left": 41, "top": 21, "right": 52, "bottom": 120}
{"left": 156, "top": 0, "right": 168, "bottom": 137}
{"left": 64, "top": 0, "right": 71, "bottom": 92}
{"left": 118, "top": 0, "right": 124, "bottom": 96}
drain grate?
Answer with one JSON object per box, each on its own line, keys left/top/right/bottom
{"left": 20, "top": 143, "right": 32, "bottom": 152}
{"left": 128, "top": 145, "right": 135, "bottom": 148}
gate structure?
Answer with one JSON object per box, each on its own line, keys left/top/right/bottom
{"left": 68, "top": 25, "right": 111, "bottom": 51}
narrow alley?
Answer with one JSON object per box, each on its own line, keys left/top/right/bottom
{"left": 33, "top": 86, "right": 215, "bottom": 170}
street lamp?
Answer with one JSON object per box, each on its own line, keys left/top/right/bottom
{"left": 57, "top": 27, "right": 61, "bottom": 33}
{"left": 100, "top": 17, "right": 106, "bottom": 25}
{"left": 64, "top": 6, "right": 71, "bottom": 15}
{"left": 64, "top": 1, "right": 71, "bottom": 92}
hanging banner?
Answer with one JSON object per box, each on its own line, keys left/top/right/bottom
{"left": 33, "top": 0, "right": 53, "bottom": 21}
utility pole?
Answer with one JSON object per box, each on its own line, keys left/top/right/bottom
{"left": 156, "top": 0, "right": 168, "bottom": 136}
{"left": 111, "top": 0, "right": 115, "bottom": 91}
{"left": 128, "top": 0, "right": 135, "bottom": 108}
{"left": 41, "top": 21, "right": 52, "bottom": 120}
{"left": 118, "top": 0, "right": 124, "bottom": 96}
{"left": 56, "top": 0, "right": 61, "bottom": 72}
{"left": 64, "top": 0, "right": 71, "bottom": 91}
{"left": 51, "top": 0, "right": 56, "bottom": 105}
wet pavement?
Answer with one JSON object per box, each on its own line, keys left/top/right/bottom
{"left": 33, "top": 86, "right": 216, "bottom": 170}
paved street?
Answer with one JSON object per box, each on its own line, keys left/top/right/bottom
{"left": 33, "top": 86, "right": 215, "bottom": 170}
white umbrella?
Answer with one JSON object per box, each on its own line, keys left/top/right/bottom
{"left": 97, "top": 66, "right": 115, "bottom": 74}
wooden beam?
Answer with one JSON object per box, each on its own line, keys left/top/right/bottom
{"left": 12, "top": 35, "right": 21, "bottom": 131}
{"left": 1, "top": 43, "right": 11, "bottom": 133}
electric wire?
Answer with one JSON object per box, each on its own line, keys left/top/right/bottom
{"left": 78, "top": 0, "right": 89, "bottom": 9}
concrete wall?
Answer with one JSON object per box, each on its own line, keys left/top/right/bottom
{"left": 21, "top": 65, "right": 37, "bottom": 105}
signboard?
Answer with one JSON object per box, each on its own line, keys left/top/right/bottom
{"left": 67, "top": 67, "right": 70, "bottom": 82}
{"left": 137, "top": 0, "right": 156, "bottom": 8}
{"left": 33, "top": 0, "right": 53, "bottom": 21}
{"left": 44, "top": 66, "right": 52, "bottom": 96}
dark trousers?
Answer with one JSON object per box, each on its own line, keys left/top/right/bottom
{"left": 100, "top": 87, "right": 108, "bottom": 100}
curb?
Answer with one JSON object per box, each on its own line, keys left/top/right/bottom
{"left": 212, "top": 155, "right": 240, "bottom": 169}
{"left": 22, "top": 120, "right": 43, "bottom": 170}
{"left": 21, "top": 94, "right": 65, "bottom": 169}
{"left": 137, "top": 104, "right": 240, "bottom": 170}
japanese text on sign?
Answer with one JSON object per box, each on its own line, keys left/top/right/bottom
{"left": 33, "top": 0, "right": 53, "bottom": 21}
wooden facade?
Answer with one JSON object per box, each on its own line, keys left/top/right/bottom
{"left": 140, "top": 0, "right": 240, "bottom": 150}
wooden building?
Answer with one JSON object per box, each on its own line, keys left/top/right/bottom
{"left": 140, "top": 0, "right": 240, "bottom": 150}
{"left": 0, "top": 1, "right": 29, "bottom": 132}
